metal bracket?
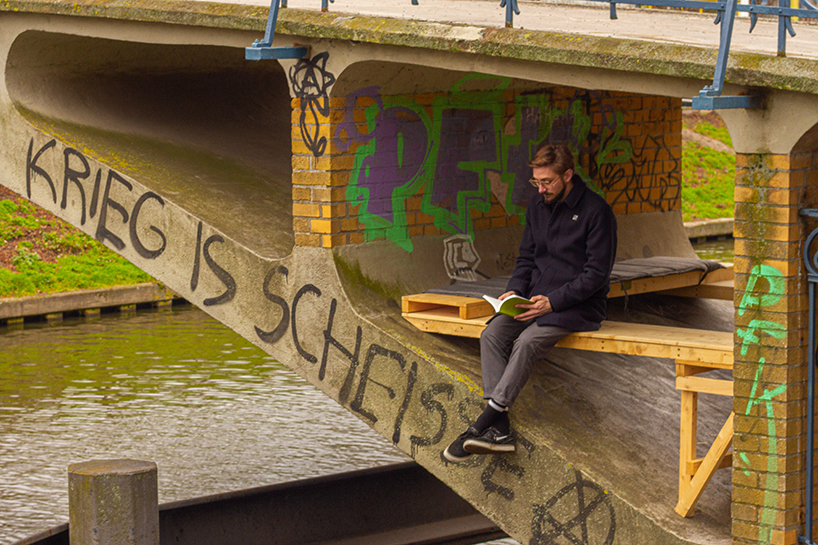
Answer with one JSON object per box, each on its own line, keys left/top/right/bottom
{"left": 690, "top": 0, "right": 761, "bottom": 109}
{"left": 246, "top": 0, "right": 309, "bottom": 60}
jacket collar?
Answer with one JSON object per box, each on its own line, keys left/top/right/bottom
{"left": 541, "top": 173, "right": 587, "bottom": 209}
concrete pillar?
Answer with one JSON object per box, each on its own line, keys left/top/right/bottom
{"left": 68, "top": 459, "right": 159, "bottom": 545}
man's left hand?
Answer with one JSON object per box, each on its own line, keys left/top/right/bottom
{"left": 514, "top": 295, "right": 552, "bottom": 321}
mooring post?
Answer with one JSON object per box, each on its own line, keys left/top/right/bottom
{"left": 68, "top": 459, "right": 159, "bottom": 545}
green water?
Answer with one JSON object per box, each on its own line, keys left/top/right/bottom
{"left": 692, "top": 238, "right": 734, "bottom": 263}
{"left": 0, "top": 306, "right": 407, "bottom": 543}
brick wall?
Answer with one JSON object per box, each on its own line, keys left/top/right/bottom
{"left": 291, "top": 85, "right": 682, "bottom": 250}
{"left": 732, "top": 151, "right": 812, "bottom": 545}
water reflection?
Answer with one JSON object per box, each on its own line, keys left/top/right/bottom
{"left": 692, "top": 238, "right": 734, "bottom": 263}
{"left": 0, "top": 306, "right": 407, "bottom": 544}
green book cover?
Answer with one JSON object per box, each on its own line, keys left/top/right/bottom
{"left": 482, "top": 295, "right": 534, "bottom": 317}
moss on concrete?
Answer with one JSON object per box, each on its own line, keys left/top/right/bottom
{"left": 333, "top": 251, "right": 403, "bottom": 304}
{"left": 4, "top": 0, "right": 818, "bottom": 96}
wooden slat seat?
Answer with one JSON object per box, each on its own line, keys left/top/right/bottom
{"left": 401, "top": 292, "right": 734, "bottom": 518}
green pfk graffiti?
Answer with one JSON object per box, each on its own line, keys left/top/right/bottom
{"left": 736, "top": 263, "right": 788, "bottom": 544}
{"left": 342, "top": 75, "right": 632, "bottom": 251}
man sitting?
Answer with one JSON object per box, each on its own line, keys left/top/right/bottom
{"left": 444, "top": 143, "right": 617, "bottom": 462}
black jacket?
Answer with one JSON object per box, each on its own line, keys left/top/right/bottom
{"left": 506, "top": 175, "right": 617, "bottom": 331}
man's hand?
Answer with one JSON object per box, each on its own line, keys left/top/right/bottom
{"left": 514, "top": 295, "right": 552, "bottom": 321}
{"left": 498, "top": 291, "right": 517, "bottom": 301}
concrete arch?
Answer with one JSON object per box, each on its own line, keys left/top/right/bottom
{"left": 5, "top": 31, "right": 295, "bottom": 259}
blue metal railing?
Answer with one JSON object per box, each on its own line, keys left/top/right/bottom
{"left": 801, "top": 208, "right": 818, "bottom": 545}
{"left": 246, "top": 0, "right": 818, "bottom": 108}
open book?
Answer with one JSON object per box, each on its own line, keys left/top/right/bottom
{"left": 482, "top": 294, "right": 534, "bottom": 317}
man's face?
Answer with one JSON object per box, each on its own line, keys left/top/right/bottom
{"left": 532, "top": 166, "right": 572, "bottom": 204}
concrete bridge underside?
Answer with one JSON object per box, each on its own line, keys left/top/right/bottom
{"left": 3, "top": 2, "right": 818, "bottom": 545}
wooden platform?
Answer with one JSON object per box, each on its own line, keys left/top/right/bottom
{"left": 401, "top": 293, "right": 734, "bottom": 518}
{"left": 608, "top": 264, "right": 734, "bottom": 299}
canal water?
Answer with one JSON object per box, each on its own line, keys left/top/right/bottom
{"left": 0, "top": 306, "right": 410, "bottom": 543}
{"left": 0, "top": 239, "right": 732, "bottom": 544}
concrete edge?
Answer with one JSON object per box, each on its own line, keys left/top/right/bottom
{"left": 0, "top": 282, "right": 180, "bottom": 320}
{"left": 1, "top": 0, "right": 818, "bottom": 95}
{"left": 684, "top": 217, "right": 734, "bottom": 240}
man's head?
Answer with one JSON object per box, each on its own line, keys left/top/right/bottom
{"left": 528, "top": 144, "right": 575, "bottom": 204}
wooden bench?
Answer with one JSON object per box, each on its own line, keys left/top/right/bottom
{"left": 401, "top": 294, "right": 733, "bottom": 518}
{"left": 608, "top": 263, "right": 734, "bottom": 299}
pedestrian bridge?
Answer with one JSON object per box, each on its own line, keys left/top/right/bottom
{"left": 1, "top": 1, "right": 817, "bottom": 544}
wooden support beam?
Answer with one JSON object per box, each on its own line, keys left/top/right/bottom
{"left": 676, "top": 362, "right": 715, "bottom": 377}
{"left": 675, "top": 413, "right": 734, "bottom": 518}
{"left": 679, "top": 391, "right": 698, "bottom": 503}
{"left": 676, "top": 376, "right": 733, "bottom": 396}
{"left": 687, "top": 453, "right": 732, "bottom": 474}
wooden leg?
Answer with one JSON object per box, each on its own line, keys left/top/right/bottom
{"left": 675, "top": 412, "right": 734, "bottom": 517}
{"left": 679, "top": 390, "right": 698, "bottom": 506}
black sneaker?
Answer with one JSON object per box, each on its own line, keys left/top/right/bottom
{"left": 463, "top": 426, "right": 515, "bottom": 454}
{"left": 443, "top": 426, "right": 480, "bottom": 462}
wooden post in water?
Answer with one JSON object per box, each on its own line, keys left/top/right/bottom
{"left": 68, "top": 459, "right": 159, "bottom": 545}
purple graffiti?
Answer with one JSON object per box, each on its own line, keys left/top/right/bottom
{"left": 431, "top": 109, "right": 495, "bottom": 226}
{"left": 355, "top": 107, "right": 428, "bottom": 223}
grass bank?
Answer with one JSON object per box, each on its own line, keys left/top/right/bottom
{"left": 0, "top": 186, "right": 153, "bottom": 298}
{"left": 681, "top": 110, "right": 735, "bottom": 222}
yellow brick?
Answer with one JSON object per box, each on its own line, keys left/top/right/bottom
{"left": 349, "top": 232, "right": 365, "bottom": 244}
{"left": 322, "top": 234, "right": 347, "bottom": 247}
{"left": 292, "top": 203, "right": 321, "bottom": 218}
{"left": 771, "top": 528, "right": 798, "bottom": 545}
{"left": 340, "top": 218, "right": 359, "bottom": 231}
{"left": 314, "top": 154, "right": 357, "bottom": 171}
{"left": 292, "top": 155, "right": 311, "bottom": 170}
{"left": 408, "top": 225, "right": 423, "bottom": 237}
{"left": 321, "top": 203, "right": 347, "bottom": 218}
{"left": 330, "top": 171, "right": 350, "bottom": 187}
{"left": 292, "top": 187, "right": 311, "bottom": 201}
{"left": 790, "top": 153, "right": 812, "bottom": 169}
{"left": 424, "top": 225, "right": 440, "bottom": 236}
{"left": 295, "top": 233, "right": 320, "bottom": 247}
{"left": 293, "top": 217, "right": 310, "bottom": 232}
{"left": 293, "top": 171, "right": 331, "bottom": 186}
{"left": 330, "top": 97, "right": 348, "bottom": 108}
{"left": 767, "top": 171, "right": 795, "bottom": 188}
{"left": 769, "top": 155, "right": 791, "bottom": 170}
{"left": 734, "top": 204, "right": 798, "bottom": 224}
{"left": 311, "top": 219, "right": 340, "bottom": 234}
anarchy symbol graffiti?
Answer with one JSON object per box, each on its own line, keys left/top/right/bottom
{"left": 530, "top": 471, "right": 616, "bottom": 545}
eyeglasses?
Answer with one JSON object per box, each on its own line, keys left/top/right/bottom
{"left": 529, "top": 177, "right": 561, "bottom": 189}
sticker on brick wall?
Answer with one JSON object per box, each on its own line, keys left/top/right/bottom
{"left": 443, "top": 234, "right": 481, "bottom": 282}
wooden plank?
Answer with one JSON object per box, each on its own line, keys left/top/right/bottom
{"left": 460, "top": 300, "right": 494, "bottom": 319}
{"left": 687, "top": 453, "right": 732, "bottom": 474}
{"left": 402, "top": 311, "right": 733, "bottom": 367}
{"left": 402, "top": 310, "right": 489, "bottom": 339}
{"left": 403, "top": 300, "right": 445, "bottom": 313}
{"left": 675, "top": 413, "right": 734, "bottom": 517}
{"left": 679, "top": 391, "right": 698, "bottom": 503}
{"left": 676, "top": 376, "right": 734, "bottom": 396}
{"left": 400, "top": 294, "right": 493, "bottom": 319}
{"left": 608, "top": 271, "right": 704, "bottom": 299}
{"left": 702, "top": 265, "right": 734, "bottom": 283}
{"left": 657, "top": 281, "right": 734, "bottom": 301}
